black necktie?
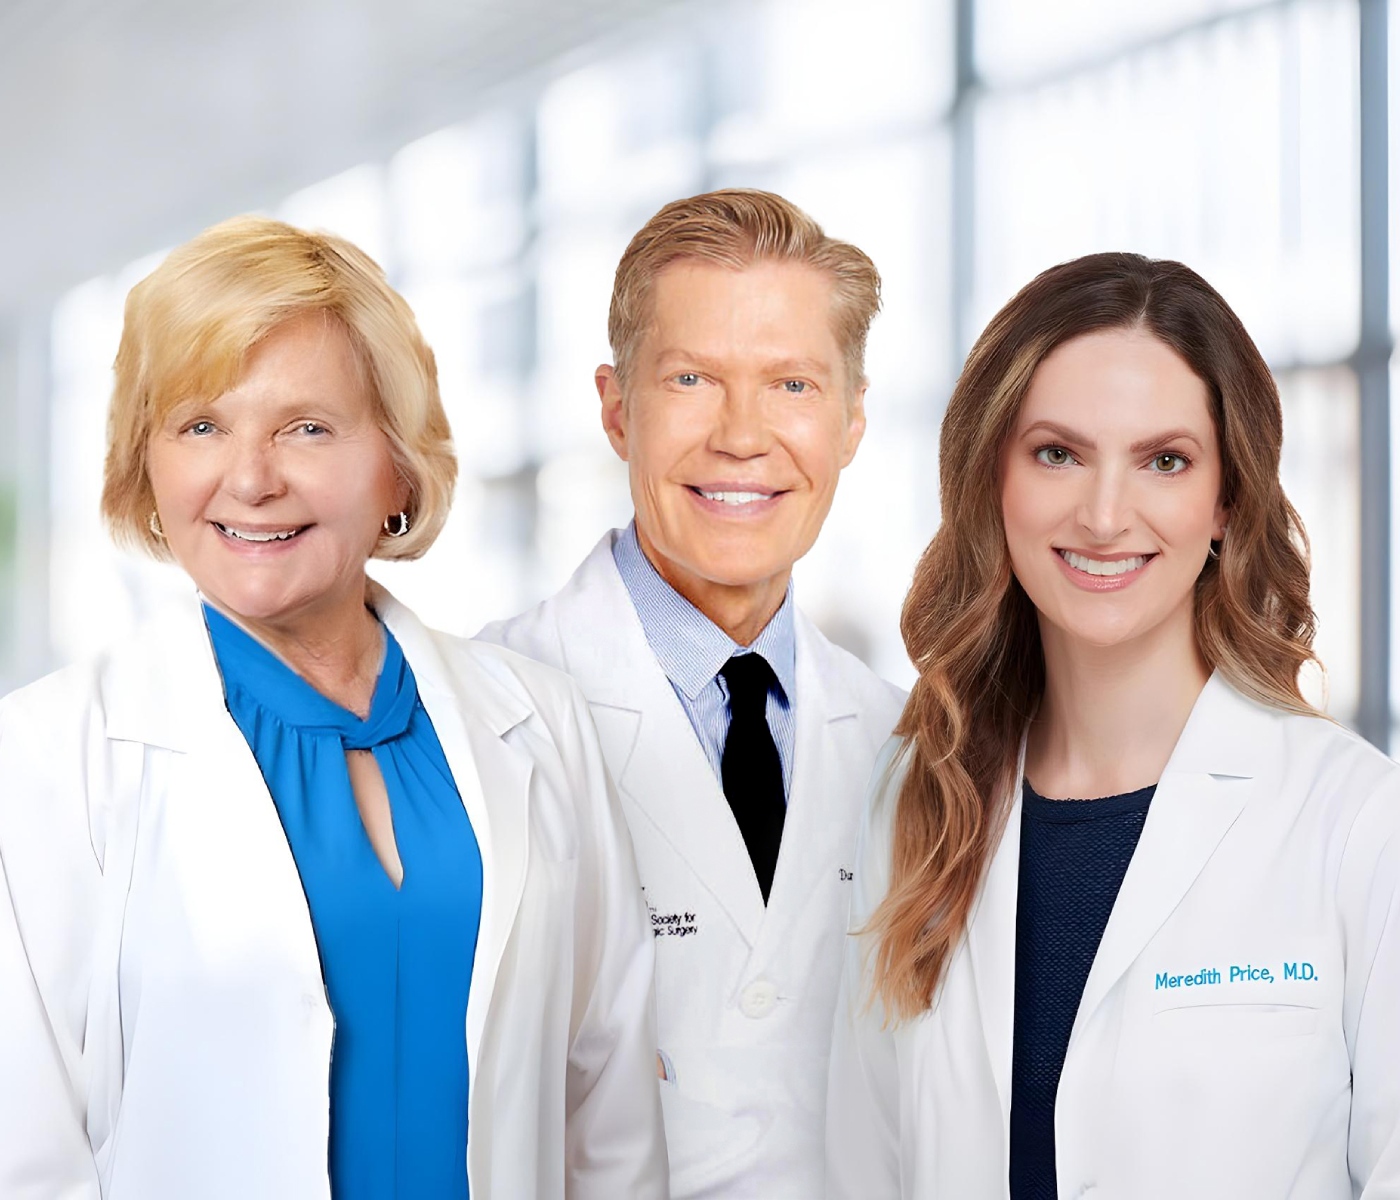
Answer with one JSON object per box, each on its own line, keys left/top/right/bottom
{"left": 719, "top": 653, "right": 786, "bottom": 904}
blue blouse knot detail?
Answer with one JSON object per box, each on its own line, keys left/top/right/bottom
{"left": 204, "top": 603, "right": 483, "bottom": 1200}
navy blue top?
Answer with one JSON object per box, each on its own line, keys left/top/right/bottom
{"left": 1009, "top": 778, "right": 1155, "bottom": 1200}
{"left": 205, "top": 604, "right": 484, "bottom": 1200}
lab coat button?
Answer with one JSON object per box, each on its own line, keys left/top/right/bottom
{"left": 739, "top": 980, "right": 778, "bottom": 1018}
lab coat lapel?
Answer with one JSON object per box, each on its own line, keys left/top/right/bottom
{"left": 1069, "top": 674, "right": 1264, "bottom": 1044}
{"left": 760, "top": 615, "right": 861, "bottom": 927}
{"left": 374, "top": 584, "right": 533, "bottom": 1079}
{"left": 964, "top": 782, "right": 1023, "bottom": 1134}
{"left": 100, "top": 588, "right": 326, "bottom": 991}
{"left": 553, "top": 539, "right": 767, "bottom": 948}
{"left": 622, "top": 683, "right": 767, "bottom": 946}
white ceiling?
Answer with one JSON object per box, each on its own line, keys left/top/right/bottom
{"left": 0, "top": 0, "right": 695, "bottom": 318}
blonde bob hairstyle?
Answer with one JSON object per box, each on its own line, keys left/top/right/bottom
{"left": 867, "top": 252, "right": 1319, "bottom": 1022}
{"left": 607, "top": 188, "right": 882, "bottom": 391}
{"left": 103, "top": 214, "right": 455, "bottom": 562}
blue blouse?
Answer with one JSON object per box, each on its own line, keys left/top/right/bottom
{"left": 205, "top": 604, "right": 484, "bottom": 1200}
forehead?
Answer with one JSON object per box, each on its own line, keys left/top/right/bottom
{"left": 234, "top": 310, "right": 362, "bottom": 382}
{"left": 1018, "top": 327, "right": 1213, "bottom": 437}
{"left": 159, "top": 311, "right": 370, "bottom": 425}
{"left": 641, "top": 258, "right": 843, "bottom": 367}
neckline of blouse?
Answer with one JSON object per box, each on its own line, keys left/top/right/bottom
{"left": 203, "top": 602, "right": 417, "bottom": 747}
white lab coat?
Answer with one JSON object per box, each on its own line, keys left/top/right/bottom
{"left": 478, "top": 530, "right": 906, "bottom": 1199}
{"left": 827, "top": 673, "right": 1400, "bottom": 1199}
{"left": 0, "top": 581, "right": 668, "bottom": 1200}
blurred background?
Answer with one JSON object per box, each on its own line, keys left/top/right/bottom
{"left": 0, "top": 0, "right": 1394, "bottom": 743}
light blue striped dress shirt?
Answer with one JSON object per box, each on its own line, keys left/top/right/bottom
{"left": 612, "top": 522, "right": 797, "bottom": 800}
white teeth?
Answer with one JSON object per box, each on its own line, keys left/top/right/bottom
{"left": 1061, "top": 550, "right": 1149, "bottom": 577}
{"left": 216, "top": 523, "right": 302, "bottom": 542}
{"left": 697, "top": 489, "right": 770, "bottom": 505}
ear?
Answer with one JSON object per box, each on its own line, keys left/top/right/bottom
{"left": 838, "top": 382, "right": 868, "bottom": 469}
{"left": 392, "top": 467, "right": 412, "bottom": 516}
{"left": 1213, "top": 496, "right": 1229, "bottom": 542}
{"left": 597, "top": 364, "right": 630, "bottom": 462}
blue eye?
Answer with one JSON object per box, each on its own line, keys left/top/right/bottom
{"left": 298, "top": 422, "right": 328, "bottom": 436}
{"left": 187, "top": 420, "right": 216, "bottom": 436}
{"left": 1035, "top": 445, "right": 1074, "bottom": 467}
{"left": 1151, "top": 453, "right": 1188, "bottom": 474}
{"left": 674, "top": 373, "right": 702, "bottom": 387}
{"left": 781, "top": 380, "right": 809, "bottom": 394}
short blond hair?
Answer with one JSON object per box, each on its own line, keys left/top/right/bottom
{"left": 607, "top": 188, "right": 882, "bottom": 389}
{"left": 103, "top": 214, "right": 455, "bottom": 561}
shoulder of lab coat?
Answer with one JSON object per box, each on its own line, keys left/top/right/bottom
{"left": 475, "top": 529, "right": 632, "bottom": 681}
{"left": 0, "top": 584, "right": 668, "bottom": 1200}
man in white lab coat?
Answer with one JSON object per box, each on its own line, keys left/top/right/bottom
{"left": 478, "top": 189, "right": 905, "bottom": 1199}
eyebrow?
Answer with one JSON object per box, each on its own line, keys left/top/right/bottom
{"left": 1018, "top": 419, "right": 1207, "bottom": 454}
{"left": 653, "top": 350, "right": 834, "bottom": 378}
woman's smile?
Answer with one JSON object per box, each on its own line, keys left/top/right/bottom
{"left": 1054, "top": 548, "right": 1158, "bottom": 591}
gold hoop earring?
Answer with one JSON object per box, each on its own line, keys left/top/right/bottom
{"left": 383, "top": 511, "right": 410, "bottom": 538}
{"left": 148, "top": 511, "right": 165, "bottom": 540}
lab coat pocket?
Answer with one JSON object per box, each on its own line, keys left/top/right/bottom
{"left": 658, "top": 1073, "right": 766, "bottom": 1197}
{"left": 1137, "top": 997, "right": 1344, "bottom": 1189}
{"left": 1152, "top": 1001, "right": 1320, "bottom": 1039}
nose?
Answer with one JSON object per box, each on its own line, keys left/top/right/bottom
{"left": 710, "top": 385, "right": 773, "bottom": 458}
{"left": 224, "top": 435, "right": 287, "bottom": 506}
{"left": 1076, "top": 464, "right": 1132, "bottom": 544}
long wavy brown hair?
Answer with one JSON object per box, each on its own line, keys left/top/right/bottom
{"left": 868, "top": 252, "right": 1318, "bottom": 1020}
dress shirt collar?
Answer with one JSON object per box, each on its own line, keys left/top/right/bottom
{"left": 612, "top": 521, "right": 797, "bottom": 704}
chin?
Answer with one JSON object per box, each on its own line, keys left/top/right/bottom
{"left": 1058, "top": 613, "right": 1161, "bottom": 650}
{"left": 690, "top": 551, "right": 787, "bottom": 589}
{"left": 206, "top": 581, "right": 310, "bottom": 626}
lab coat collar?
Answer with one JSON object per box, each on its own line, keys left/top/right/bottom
{"left": 794, "top": 610, "right": 862, "bottom": 722}
{"left": 552, "top": 532, "right": 652, "bottom": 718}
{"left": 100, "top": 588, "right": 231, "bottom": 751}
{"left": 1152, "top": 669, "right": 1277, "bottom": 780}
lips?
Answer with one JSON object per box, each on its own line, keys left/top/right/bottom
{"left": 213, "top": 522, "right": 308, "bottom": 542}
{"left": 687, "top": 484, "right": 784, "bottom": 506}
{"left": 1058, "top": 549, "right": 1155, "bottom": 577}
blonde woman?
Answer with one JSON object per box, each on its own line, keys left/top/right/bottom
{"left": 827, "top": 253, "right": 1400, "bottom": 1198}
{"left": 0, "top": 216, "right": 667, "bottom": 1199}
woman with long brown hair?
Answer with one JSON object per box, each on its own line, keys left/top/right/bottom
{"left": 826, "top": 252, "right": 1400, "bottom": 1199}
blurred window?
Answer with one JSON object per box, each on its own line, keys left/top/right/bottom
{"left": 42, "top": 0, "right": 1378, "bottom": 727}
